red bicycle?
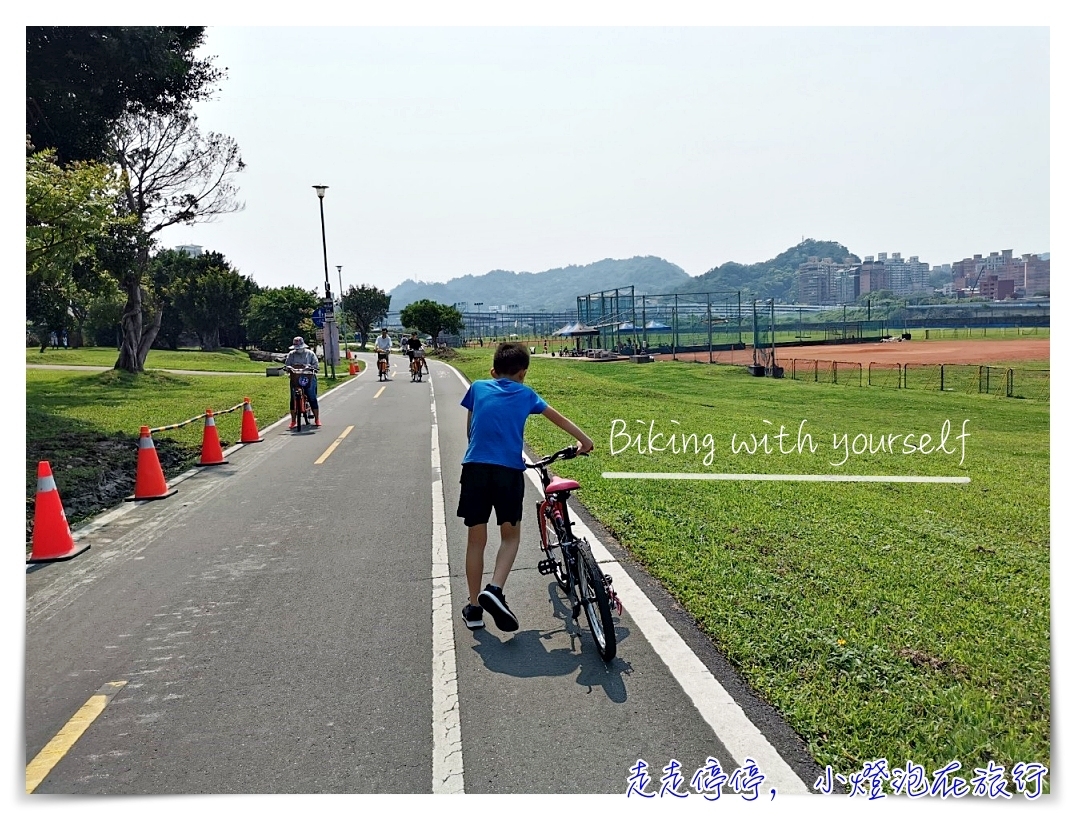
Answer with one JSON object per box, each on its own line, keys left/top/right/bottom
{"left": 526, "top": 446, "right": 621, "bottom": 661}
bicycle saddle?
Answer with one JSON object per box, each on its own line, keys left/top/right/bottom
{"left": 545, "top": 476, "right": 580, "bottom": 494}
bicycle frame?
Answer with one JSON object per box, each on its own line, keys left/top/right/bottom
{"left": 527, "top": 448, "right": 622, "bottom": 661}
{"left": 287, "top": 368, "right": 316, "bottom": 431}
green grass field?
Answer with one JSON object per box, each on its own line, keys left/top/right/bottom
{"left": 446, "top": 347, "right": 1050, "bottom": 783}
{"left": 26, "top": 346, "right": 273, "bottom": 373}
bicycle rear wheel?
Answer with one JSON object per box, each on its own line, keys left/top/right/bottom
{"left": 575, "top": 540, "right": 616, "bottom": 661}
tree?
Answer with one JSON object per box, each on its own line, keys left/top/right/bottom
{"left": 171, "top": 253, "right": 257, "bottom": 351}
{"left": 340, "top": 284, "right": 391, "bottom": 349}
{"left": 108, "top": 110, "right": 244, "bottom": 372}
{"left": 26, "top": 148, "right": 129, "bottom": 349}
{"left": 399, "top": 300, "right": 464, "bottom": 346}
{"left": 245, "top": 286, "right": 320, "bottom": 353}
{"left": 27, "top": 27, "right": 222, "bottom": 165}
{"left": 151, "top": 248, "right": 256, "bottom": 351}
{"left": 26, "top": 148, "right": 124, "bottom": 280}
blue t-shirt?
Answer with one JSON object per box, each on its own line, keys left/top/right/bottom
{"left": 461, "top": 378, "right": 548, "bottom": 470}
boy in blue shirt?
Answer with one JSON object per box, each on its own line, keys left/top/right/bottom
{"left": 458, "top": 342, "right": 594, "bottom": 632}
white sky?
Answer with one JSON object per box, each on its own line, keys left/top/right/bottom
{"left": 152, "top": 23, "right": 1051, "bottom": 296}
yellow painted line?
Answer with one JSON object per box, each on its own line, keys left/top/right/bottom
{"left": 314, "top": 425, "right": 354, "bottom": 465}
{"left": 374, "top": 386, "right": 386, "bottom": 399}
{"left": 26, "top": 679, "right": 128, "bottom": 794}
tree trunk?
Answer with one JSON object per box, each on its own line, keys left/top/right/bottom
{"left": 114, "top": 278, "right": 163, "bottom": 373}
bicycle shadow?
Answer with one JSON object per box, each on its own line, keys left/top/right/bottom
{"left": 467, "top": 583, "right": 632, "bottom": 703}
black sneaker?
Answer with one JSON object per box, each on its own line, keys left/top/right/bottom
{"left": 461, "top": 604, "right": 484, "bottom": 631}
{"left": 478, "top": 584, "right": 518, "bottom": 632}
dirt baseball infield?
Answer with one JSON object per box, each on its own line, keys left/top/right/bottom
{"left": 659, "top": 337, "right": 1049, "bottom": 367}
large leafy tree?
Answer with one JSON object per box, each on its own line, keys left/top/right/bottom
{"left": 245, "top": 286, "right": 320, "bottom": 353}
{"left": 109, "top": 111, "right": 244, "bottom": 371}
{"left": 340, "top": 284, "right": 391, "bottom": 349}
{"left": 27, "top": 26, "right": 221, "bottom": 165}
{"left": 26, "top": 147, "right": 130, "bottom": 348}
{"left": 399, "top": 299, "right": 464, "bottom": 346}
{"left": 170, "top": 251, "right": 258, "bottom": 351}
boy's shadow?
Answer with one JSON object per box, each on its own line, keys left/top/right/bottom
{"left": 468, "top": 583, "right": 632, "bottom": 703}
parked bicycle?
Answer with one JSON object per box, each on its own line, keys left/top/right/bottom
{"left": 283, "top": 365, "right": 317, "bottom": 431}
{"left": 526, "top": 446, "right": 621, "bottom": 661}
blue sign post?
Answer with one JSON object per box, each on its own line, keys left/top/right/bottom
{"left": 312, "top": 307, "right": 326, "bottom": 329}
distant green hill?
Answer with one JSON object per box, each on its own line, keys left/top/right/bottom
{"left": 683, "top": 239, "right": 859, "bottom": 304}
{"left": 389, "top": 241, "right": 859, "bottom": 311}
{"left": 390, "top": 256, "right": 693, "bottom": 312}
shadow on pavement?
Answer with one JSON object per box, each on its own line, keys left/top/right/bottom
{"left": 467, "top": 581, "right": 633, "bottom": 703}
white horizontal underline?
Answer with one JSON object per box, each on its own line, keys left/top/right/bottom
{"left": 601, "top": 472, "right": 970, "bottom": 484}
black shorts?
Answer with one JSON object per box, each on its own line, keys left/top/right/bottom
{"left": 457, "top": 462, "right": 525, "bottom": 527}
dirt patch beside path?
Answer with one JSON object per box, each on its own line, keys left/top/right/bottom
{"left": 659, "top": 337, "right": 1049, "bottom": 367}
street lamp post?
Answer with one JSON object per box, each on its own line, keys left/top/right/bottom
{"left": 336, "top": 265, "right": 350, "bottom": 359}
{"left": 313, "top": 185, "right": 333, "bottom": 378}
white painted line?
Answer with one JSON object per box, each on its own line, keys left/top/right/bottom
{"left": 603, "top": 472, "right": 971, "bottom": 484}
{"left": 443, "top": 358, "right": 809, "bottom": 793}
{"left": 523, "top": 460, "right": 812, "bottom": 795}
{"left": 430, "top": 378, "right": 465, "bottom": 794}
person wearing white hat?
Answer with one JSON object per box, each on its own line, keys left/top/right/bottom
{"left": 283, "top": 336, "right": 321, "bottom": 427}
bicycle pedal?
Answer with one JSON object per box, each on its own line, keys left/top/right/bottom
{"left": 537, "top": 558, "right": 558, "bottom": 575}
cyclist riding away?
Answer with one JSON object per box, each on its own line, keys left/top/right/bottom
{"left": 284, "top": 336, "right": 321, "bottom": 428}
{"left": 374, "top": 328, "right": 392, "bottom": 380}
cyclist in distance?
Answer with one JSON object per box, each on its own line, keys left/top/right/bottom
{"left": 283, "top": 336, "right": 321, "bottom": 428}
{"left": 457, "top": 341, "right": 594, "bottom": 632}
{"left": 373, "top": 327, "right": 392, "bottom": 379}
{"left": 404, "top": 331, "right": 425, "bottom": 377}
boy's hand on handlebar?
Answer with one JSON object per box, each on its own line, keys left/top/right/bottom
{"left": 575, "top": 437, "right": 594, "bottom": 455}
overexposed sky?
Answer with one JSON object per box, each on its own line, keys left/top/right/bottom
{"left": 156, "top": 25, "right": 1050, "bottom": 295}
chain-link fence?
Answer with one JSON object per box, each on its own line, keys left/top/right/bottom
{"left": 787, "top": 359, "right": 1048, "bottom": 400}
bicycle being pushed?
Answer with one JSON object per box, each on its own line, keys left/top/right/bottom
{"left": 526, "top": 446, "right": 622, "bottom": 661}
{"left": 283, "top": 364, "right": 318, "bottom": 431}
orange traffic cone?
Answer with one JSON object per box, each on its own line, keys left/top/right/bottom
{"left": 198, "top": 409, "right": 229, "bottom": 466}
{"left": 240, "top": 397, "right": 263, "bottom": 443}
{"left": 125, "top": 427, "right": 178, "bottom": 501}
{"left": 349, "top": 358, "right": 358, "bottom": 376}
{"left": 27, "top": 461, "right": 90, "bottom": 563}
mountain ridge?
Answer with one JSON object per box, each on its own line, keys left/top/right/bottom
{"left": 388, "top": 240, "right": 857, "bottom": 311}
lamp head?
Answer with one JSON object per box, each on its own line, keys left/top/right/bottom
{"left": 313, "top": 185, "right": 328, "bottom": 199}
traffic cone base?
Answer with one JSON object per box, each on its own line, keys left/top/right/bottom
{"left": 240, "top": 398, "right": 263, "bottom": 443}
{"left": 28, "top": 461, "right": 91, "bottom": 563}
{"left": 28, "top": 541, "right": 90, "bottom": 564}
{"left": 198, "top": 409, "right": 229, "bottom": 466}
{"left": 126, "top": 426, "right": 178, "bottom": 501}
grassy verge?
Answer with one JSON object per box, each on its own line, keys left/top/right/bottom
{"left": 450, "top": 347, "right": 1049, "bottom": 783}
{"left": 25, "top": 346, "right": 278, "bottom": 372}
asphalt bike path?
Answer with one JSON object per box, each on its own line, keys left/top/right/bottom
{"left": 25, "top": 351, "right": 819, "bottom": 795}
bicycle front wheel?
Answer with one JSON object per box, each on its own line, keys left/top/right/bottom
{"left": 575, "top": 540, "right": 616, "bottom": 661}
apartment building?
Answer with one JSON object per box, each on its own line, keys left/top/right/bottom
{"left": 952, "top": 249, "right": 1046, "bottom": 298}
{"left": 797, "top": 256, "right": 859, "bottom": 304}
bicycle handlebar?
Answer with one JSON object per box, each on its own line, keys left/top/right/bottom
{"left": 525, "top": 446, "right": 588, "bottom": 470}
